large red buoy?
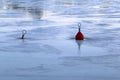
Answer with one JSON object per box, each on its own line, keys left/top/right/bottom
{"left": 75, "top": 23, "right": 84, "bottom": 40}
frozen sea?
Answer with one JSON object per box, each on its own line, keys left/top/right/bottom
{"left": 0, "top": 0, "right": 120, "bottom": 80}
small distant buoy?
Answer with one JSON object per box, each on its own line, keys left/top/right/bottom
{"left": 21, "top": 30, "right": 27, "bottom": 39}
{"left": 75, "top": 23, "right": 84, "bottom": 40}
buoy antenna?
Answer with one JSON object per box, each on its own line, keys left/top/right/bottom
{"left": 21, "top": 30, "right": 27, "bottom": 39}
{"left": 78, "top": 23, "right": 81, "bottom": 32}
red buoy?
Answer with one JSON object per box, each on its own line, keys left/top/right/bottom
{"left": 75, "top": 23, "right": 84, "bottom": 40}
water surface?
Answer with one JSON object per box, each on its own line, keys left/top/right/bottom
{"left": 0, "top": 0, "right": 120, "bottom": 80}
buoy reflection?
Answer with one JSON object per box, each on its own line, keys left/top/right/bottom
{"left": 75, "top": 40, "right": 84, "bottom": 55}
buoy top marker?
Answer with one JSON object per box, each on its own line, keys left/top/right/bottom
{"left": 78, "top": 23, "right": 81, "bottom": 32}
{"left": 21, "top": 30, "right": 27, "bottom": 39}
{"left": 75, "top": 23, "right": 84, "bottom": 40}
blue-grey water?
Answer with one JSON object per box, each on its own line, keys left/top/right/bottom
{"left": 0, "top": 0, "right": 120, "bottom": 80}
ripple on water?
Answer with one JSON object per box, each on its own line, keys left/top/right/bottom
{"left": 59, "top": 54, "right": 120, "bottom": 68}
{"left": 16, "top": 64, "right": 51, "bottom": 73}
{"left": 0, "top": 42, "right": 61, "bottom": 54}
{"left": 96, "top": 23, "right": 110, "bottom": 26}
